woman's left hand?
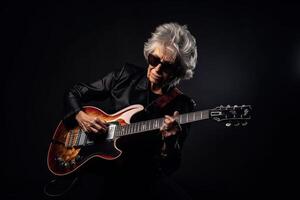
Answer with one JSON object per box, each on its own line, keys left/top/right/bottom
{"left": 160, "top": 111, "right": 182, "bottom": 137}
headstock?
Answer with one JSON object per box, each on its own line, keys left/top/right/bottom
{"left": 210, "top": 105, "right": 252, "bottom": 127}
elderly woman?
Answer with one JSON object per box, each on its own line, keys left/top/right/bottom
{"left": 63, "top": 22, "right": 198, "bottom": 199}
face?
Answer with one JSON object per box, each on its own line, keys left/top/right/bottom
{"left": 147, "top": 47, "right": 178, "bottom": 87}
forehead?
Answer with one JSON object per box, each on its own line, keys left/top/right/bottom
{"left": 152, "top": 45, "right": 177, "bottom": 63}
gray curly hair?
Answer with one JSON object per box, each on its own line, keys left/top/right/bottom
{"left": 144, "top": 22, "right": 198, "bottom": 85}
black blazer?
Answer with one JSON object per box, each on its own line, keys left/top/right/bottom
{"left": 63, "top": 62, "right": 196, "bottom": 175}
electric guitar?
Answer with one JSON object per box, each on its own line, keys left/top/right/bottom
{"left": 47, "top": 104, "right": 252, "bottom": 176}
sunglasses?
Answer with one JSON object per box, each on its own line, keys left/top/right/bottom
{"left": 147, "top": 54, "right": 179, "bottom": 74}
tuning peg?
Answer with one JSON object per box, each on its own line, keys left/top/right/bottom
{"left": 244, "top": 109, "right": 249, "bottom": 115}
{"left": 241, "top": 121, "right": 248, "bottom": 126}
{"left": 225, "top": 122, "right": 232, "bottom": 127}
{"left": 217, "top": 105, "right": 224, "bottom": 110}
{"left": 234, "top": 122, "right": 240, "bottom": 127}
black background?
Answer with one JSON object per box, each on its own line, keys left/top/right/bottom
{"left": 2, "top": 1, "right": 299, "bottom": 199}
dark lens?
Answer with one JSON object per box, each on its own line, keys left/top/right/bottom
{"left": 161, "top": 63, "right": 177, "bottom": 74}
{"left": 148, "top": 54, "right": 160, "bottom": 67}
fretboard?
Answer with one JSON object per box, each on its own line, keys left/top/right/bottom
{"left": 114, "top": 110, "right": 210, "bottom": 137}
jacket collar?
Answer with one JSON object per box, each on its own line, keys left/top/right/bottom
{"left": 135, "top": 68, "right": 176, "bottom": 94}
{"left": 136, "top": 70, "right": 149, "bottom": 91}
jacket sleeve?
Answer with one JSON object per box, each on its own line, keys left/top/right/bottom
{"left": 63, "top": 67, "right": 125, "bottom": 121}
{"left": 160, "top": 97, "right": 196, "bottom": 175}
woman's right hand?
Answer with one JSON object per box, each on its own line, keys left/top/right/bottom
{"left": 75, "top": 111, "right": 108, "bottom": 134}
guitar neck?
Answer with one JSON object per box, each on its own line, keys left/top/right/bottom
{"left": 114, "top": 110, "right": 210, "bottom": 137}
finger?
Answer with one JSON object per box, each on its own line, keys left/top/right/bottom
{"left": 160, "top": 126, "right": 164, "bottom": 131}
{"left": 90, "top": 121, "right": 102, "bottom": 130}
{"left": 81, "top": 124, "right": 88, "bottom": 132}
{"left": 164, "top": 120, "right": 171, "bottom": 127}
{"left": 81, "top": 122, "right": 90, "bottom": 131}
{"left": 160, "top": 124, "right": 166, "bottom": 131}
{"left": 165, "top": 115, "right": 175, "bottom": 123}
{"left": 89, "top": 126, "right": 98, "bottom": 133}
{"left": 164, "top": 117, "right": 172, "bottom": 125}
{"left": 173, "top": 111, "right": 179, "bottom": 117}
{"left": 94, "top": 118, "right": 108, "bottom": 128}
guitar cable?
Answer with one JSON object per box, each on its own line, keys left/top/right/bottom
{"left": 43, "top": 176, "right": 78, "bottom": 197}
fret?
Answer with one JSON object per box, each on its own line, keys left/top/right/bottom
{"left": 132, "top": 124, "right": 135, "bottom": 133}
{"left": 129, "top": 124, "right": 132, "bottom": 134}
{"left": 113, "top": 110, "right": 210, "bottom": 137}
{"left": 197, "top": 112, "right": 200, "bottom": 120}
{"left": 155, "top": 119, "right": 161, "bottom": 129}
{"left": 160, "top": 119, "right": 163, "bottom": 127}
{"left": 76, "top": 130, "right": 81, "bottom": 146}
{"left": 137, "top": 124, "right": 139, "bottom": 133}
{"left": 120, "top": 126, "right": 123, "bottom": 136}
{"left": 117, "top": 126, "right": 120, "bottom": 136}
{"left": 144, "top": 121, "right": 147, "bottom": 131}
{"left": 137, "top": 123, "right": 140, "bottom": 133}
{"left": 116, "top": 126, "right": 120, "bottom": 137}
{"left": 68, "top": 130, "right": 73, "bottom": 147}
{"left": 183, "top": 113, "right": 187, "bottom": 124}
{"left": 144, "top": 121, "right": 147, "bottom": 132}
{"left": 131, "top": 124, "right": 134, "bottom": 134}
{"left": 148, "top": 120, "right": 151, "bottom": 131}
{"left": 195, "top": 112, "right": 200, "bottom": 121}
{"left": 134, "top": 123, "right": 137, "bottom": 133}
{"left": 127, "top": 125, "right": 130, "bottom": 135}
{"left": 180, "top": 114, "right": 184, "bottom": 124}
{"left": 121, "top": 126, "right": 124, "bottom": 136}
{"left": 120, "top": 127, "right": 124, "bottom": 136}
{"left": 84, "top": 132, "right": 88, "bottom": 145}
{"left": 146, "top": 122, "right": 149, "bottom": 131}
{"left": 114, "top": 127, "right": 118, "bottom": 137}
{"left": 78, "top": 130, "right": 86, "bottom": 146}
{"left": 142, "top": 122, "right": 145, "bottom": 131}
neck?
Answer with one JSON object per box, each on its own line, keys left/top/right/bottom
{"left": 150, "top": 83, "right": 163, "bottom": 95}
